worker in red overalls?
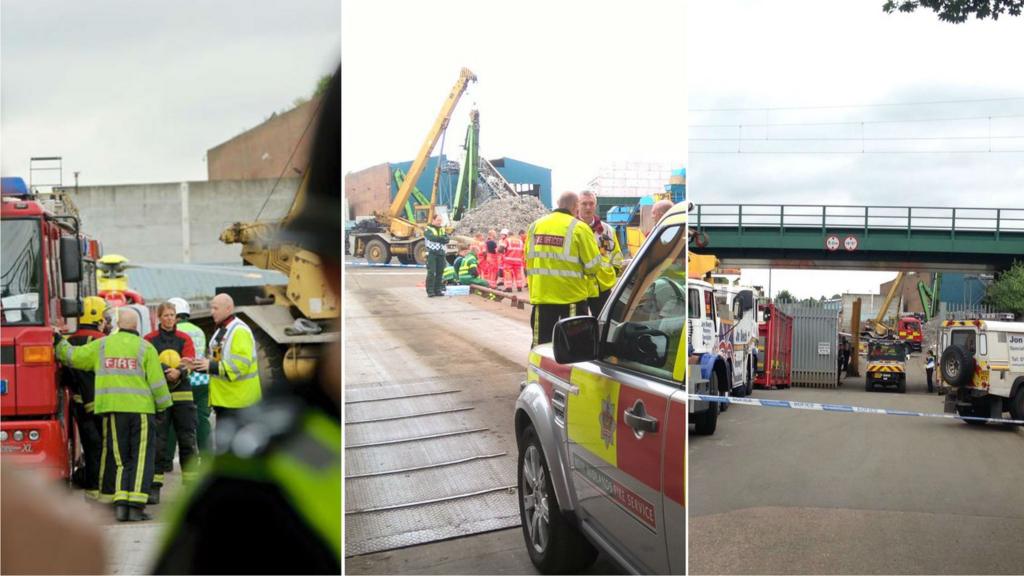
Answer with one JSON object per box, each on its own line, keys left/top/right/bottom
{"left": 518, "top": 229, "right": 529, "bottom": 289}
{"left": 473, "top": 232, "right": 490, "bottom": 287}
{"left": 503, "top": 228, "right": 525, "bottom": 292}
{"left": 485, "top": 229, "right": 500, "bottom": 288}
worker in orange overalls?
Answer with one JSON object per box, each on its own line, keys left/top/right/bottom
{"left": 485, "top": 229, "right": 500, "bottom": 288}
{"left": 518, "top": 229, "right": 529, "bottom": 288}
{"left": 473, "top": 232, "right": 490, "bottom": 287}
{"left": 497, "top": 229, "right": 512, "bottom": 290}
{"left": 503, "top": 228, "right": 525, "bottom": 292}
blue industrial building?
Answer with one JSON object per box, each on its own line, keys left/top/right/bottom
{"left": 389, "top": 155, "right": 552, "bottom": 209}
{"left": 938, "top": 273, "right": 990, "bottom": 307}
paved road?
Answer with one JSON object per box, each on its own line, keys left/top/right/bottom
{"left": 689, "top": 354, "right": 1024, "bottom": 574}
{"left": 344, "top": 266, "right": 621, "bottom": 574}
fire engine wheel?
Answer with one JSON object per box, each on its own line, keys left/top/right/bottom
{"left": 365, "top": 239, "right": 390, "bottom": 265}
{"left": 413, "top": 241, "right": 428, "bottom": 265}
{"left": 518, "top": 425, "right": 596, "bottom": 574}
{"left": 940, "top": 345, "right": 974, "bottom": 388}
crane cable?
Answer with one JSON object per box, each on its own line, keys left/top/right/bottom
{"left": 255, "top": 92, "right": 326, "bottom": 222}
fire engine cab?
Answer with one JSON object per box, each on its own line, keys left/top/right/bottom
{"left": 1, "top": 177, "right": 100, "bottom": 480}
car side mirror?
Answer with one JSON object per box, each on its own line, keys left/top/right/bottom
{"left": 59, "top": 237, "right": 83, "bottom": 283}
{"left": 61, "top": 297, "right": 82, "bottom": 318}
{"left": 552, "top": 316, "right": 600, "bottom": 364}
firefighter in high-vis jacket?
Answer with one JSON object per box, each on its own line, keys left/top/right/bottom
{"left": 526, "top": 190, "right": 615, "bottom": 346}
{"left": 153, "top": 67, "right": 341, "bottom": 574}
{"left": 55, "top": 311, "right": 171, "bottom": 522}
{"left": 65, "top": 296, "right": 109, "bottom": 500}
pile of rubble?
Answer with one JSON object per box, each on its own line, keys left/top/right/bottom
{"left": 453, "top": 195, "right": 549, "bottom": 236}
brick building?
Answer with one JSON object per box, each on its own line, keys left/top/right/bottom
{"left": 207, "top": 96, "right": 322, "bottom": 181}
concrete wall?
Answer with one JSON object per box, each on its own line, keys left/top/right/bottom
{"left": 66, "top": 178, "right": 298, "bottom": 264}
{"left": 207, "top": 97, "right": 320, "bottom": 181}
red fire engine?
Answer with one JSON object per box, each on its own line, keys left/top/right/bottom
{"left": 1, "top": 177, "right": 101, "bottom": 480}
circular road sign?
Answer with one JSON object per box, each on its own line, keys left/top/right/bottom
{"left": 825, "top": 235, "right": 840, "bottom": 251}
{"left": 844, "top": 235, "right": 859, "bottom": 251}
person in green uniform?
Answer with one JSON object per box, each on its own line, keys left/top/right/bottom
{"left": 424, "top": 214, "right": 449, "bottom": 297}
{"left": 458, "top": 246, "right": 490, "bottom": 286}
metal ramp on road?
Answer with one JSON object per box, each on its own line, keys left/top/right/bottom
{"left": 344, "top": 381, "right": 520, "bottom": 556}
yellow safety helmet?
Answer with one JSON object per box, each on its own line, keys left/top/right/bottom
{"left": 81, "top": 296, "right": 107, "bottom": 325}
{"left": 158, "top": 349, "right": 181, "bottom": 369}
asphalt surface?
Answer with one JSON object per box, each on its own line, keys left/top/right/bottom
{"left": 689, "top": 353, "right": 1024, "bottom": 575}
{"left": 343, "top": 265, "right": 622, "bottom": 574}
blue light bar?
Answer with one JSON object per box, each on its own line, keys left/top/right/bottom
{"left": 1, "top": 177, "right": 30, "bottom": 197}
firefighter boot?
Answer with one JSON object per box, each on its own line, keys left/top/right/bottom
{"left": 148, "top": 486, "right": 161, "bottom": 505}
{"left": 115, "top": 504, "right": 130, "bottom": 522}
{"left": 128, "top": 507, "right": 152, "bottom": 522}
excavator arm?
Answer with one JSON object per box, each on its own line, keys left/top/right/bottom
{"left": 382, "top": 67, "right": 477, "bottom": 228}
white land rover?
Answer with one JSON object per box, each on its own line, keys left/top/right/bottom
{"left": 939, "top": 318, "right": 1024, "bottom": 424}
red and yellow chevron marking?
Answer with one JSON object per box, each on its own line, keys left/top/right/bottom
{"left": 942, "top": 319, "right": 985, "bottom": 328}
{"left": 972, "top": 360, "right": 991, "bottom": 389}
{"left": 867, "top": 363, "right": 905, "bottom": 373}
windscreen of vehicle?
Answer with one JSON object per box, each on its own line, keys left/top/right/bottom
{"left": 869, "top": 342, "right": 905, "bottom": 361}
{"left": 1, "top": 219, "right": 44, "bottom": 325}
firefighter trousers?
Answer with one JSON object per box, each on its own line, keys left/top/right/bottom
{"left": 72, "top": 401, "right": 102, "bottom": 495}
{"left": 99, "top": 412, "right": 156, "bottom": 508}
{"left": 154, "top": 401, "right": 199, "bottom": 487}
{"left": 161, "top": 385, "right": 212, "bottom": 460}
{"left": 531, "top": 301, "right": 589, "bottom": 346}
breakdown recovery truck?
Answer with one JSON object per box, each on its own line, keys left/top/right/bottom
{"left": 515, "top": 202, "right": 687, "bottom": 574}
{"left": 1, "top": 177, "right": 98, "bottom": 479}
{"left": 349, "top": 68, "right": 476, "bottom": 265}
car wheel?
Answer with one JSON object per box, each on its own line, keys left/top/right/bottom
{"left": 865, "top": 379, "right": 873, "bottom": 392}
{"left": 957, "top": 401, "right": 987, "bottom": 426}
{"left": 897, "top": 377, "right": 906, "bottom": 394}
{"left": 1009, "top": 384, "right": 1024, "bottom": 422}
{"left": 694, "top": 371, "right": 720, "bottom": 436}
{"left": 518, "top": 425, "right": 597, "bottom": 574}
{"left": 940, "top": 345, "right": 974, "bottom": 388}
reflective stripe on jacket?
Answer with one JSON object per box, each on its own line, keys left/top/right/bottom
{"left": 56, "top": 331, "right": 171, "bottom": 414}
{"left": 526, "top": 210, "right": 613, "bottom": 305}
{"left": 458, "top": 252, "right": 479, "bottom": 277}
{"left": 208, "top": 317, "right": 262, "bottom": 408}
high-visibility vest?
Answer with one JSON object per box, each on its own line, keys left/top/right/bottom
{"left": 208, "top": 318, "right": 262, "bottom": 408}
{"left": 526, "top": 211, "right": 613, "bottom": 305}
{"left": 459, "top": 253, "right": 479, "bottom": 277}
{"left": 157, "top": 404, "right": 341, "bottom": 568}
{"left": 56, "top": 331, "right": 171, "bottom": 414}
{"left": 178, "top": 320, "right": 210, "bottom": 388}
{"left": 424, "top": 225, "right": 448, "bottom": 253}
{"left": 505, "top": 237, "right": 524, "bottom": 263}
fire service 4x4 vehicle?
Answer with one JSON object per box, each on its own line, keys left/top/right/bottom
{"left": 515, "top": 203, "right": 686, "bottom": 574}
{"left": 940, "top": 318, "right": 1024, "bottom": 424}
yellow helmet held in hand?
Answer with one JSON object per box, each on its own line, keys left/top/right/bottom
{"left": 81, "top": 296, "right": 107, "bottom": 325}
{"left": 159, "top": 349, "right": 181, "bottom": 369}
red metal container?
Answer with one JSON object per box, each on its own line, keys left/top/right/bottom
{"left": 754, "top": 303, "right": 793, "bottom": 389}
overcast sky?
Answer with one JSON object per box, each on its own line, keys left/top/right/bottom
{"left": 1, "top": 0, "right": 339, "bottom": 186}
{"left": 688, "top": 0, "right": 1024, "bottom": 299}
{"left": 341, "top": 0, "right": 687, "bottom": 195}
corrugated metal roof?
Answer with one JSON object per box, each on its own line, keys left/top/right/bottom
{"left": 122, "top": 264, "right": 287, "bottom": 306}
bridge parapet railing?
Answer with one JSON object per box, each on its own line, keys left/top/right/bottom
{"left": 693, "top": 204, "right": 1024, "bottom": 237}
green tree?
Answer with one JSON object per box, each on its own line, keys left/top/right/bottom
{"left": 776, "top": 289, "right": 796, "bottom": 304}
{"left": 883, "top": 0, "right": 1023, "bottom": 22}
{"left": 984, "top": 261, "right": 1024, "bottom": 317}
{"left": 314, "top": 74, "right": 332, "bottom": 97}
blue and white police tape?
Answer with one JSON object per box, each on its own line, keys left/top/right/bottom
{"left": 345, "top": 261, "right": 426, "bottom": 269}
{"left": 687, "top": 393, "right": 1024, "bottom": 426}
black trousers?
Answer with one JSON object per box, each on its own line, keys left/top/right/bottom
{"left": 154, "top": 402, "right": 199, "bottom": 487}
{"left": 100, "top": 412, "right": 156, "bottom": 508}
{"left": 531, "top": 301, "right": 589, "bottom": 346}
{"left": 926, "top": 367, "right": 934, "bottom": 393}
{"left": 72, "top": 402, "right": 102, "bottom": 493}
{"left": 587, "top": 290, "right": 611, "bottom": 318}
{"left": 426, "top": 252, "right": 446, "bottom": 295}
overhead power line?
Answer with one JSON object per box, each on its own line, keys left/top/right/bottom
{"left": 690, "top": 113, "right": 1024, "bottom": 129}
{"left": 690, "top": 135, "right": 1024, "bottom": 142}
{"left": 690, "top": 96, "right": 1024, "bottom": 113}
{"left": 690, "top": 150, "right": 1024, "bottom": 155}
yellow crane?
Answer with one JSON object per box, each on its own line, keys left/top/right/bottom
{"left": 869, "top": 271, "right": 905, "bottom": 337}
{"left": 350, "top": 67, "right": 477, "bottom": 264}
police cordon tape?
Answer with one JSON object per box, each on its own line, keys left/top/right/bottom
{"left": 686, "top": 393, "right": 1024, "bottom": 426}
{"left": 345, "top": 261, "right": 426, "bottom": 269}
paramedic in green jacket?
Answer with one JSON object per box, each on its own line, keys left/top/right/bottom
{"left": 424, "top": 214, "right": 449, "bottom": 297}
{"left": 459, "top": 246, "right": 490, "bottom": 286}
{"left": 55, "top": 311, "right": 171, "bottom": 522}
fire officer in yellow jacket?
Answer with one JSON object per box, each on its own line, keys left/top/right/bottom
{"left": 55, "top": 310, "right": 171, "bottom": 522}
{"left": 189, "top": 293, "right": 261, "bottom": 422}
{"left": 526, "top": 191, "right": 616, "bottom": 346}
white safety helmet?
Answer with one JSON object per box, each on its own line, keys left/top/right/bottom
{"left": 168, "top": 297, "right": 190, "bottom": 317}
{"left": 500, "top": 228, "right": 509, "bottom": 236}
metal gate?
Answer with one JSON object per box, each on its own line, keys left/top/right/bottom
{"left": 781, "top": 303, "right": 840, "bottom": 388}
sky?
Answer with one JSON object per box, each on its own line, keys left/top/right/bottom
{"left": 1, "top": 0, "right": 340, "bottom": 186}
{"left": 687, "top": 0, "right": 1024, "bottom": 299}
{"left": 341, "top": 0, "right": 688, "bottom": 195}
